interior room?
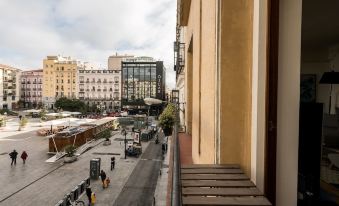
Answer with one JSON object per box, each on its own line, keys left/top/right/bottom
{"left": 299, "top": 1, "right": 339, "bottom": 205}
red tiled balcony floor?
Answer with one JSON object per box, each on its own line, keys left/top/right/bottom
{"left": 179, "top": 132, "right": 193, "bottom": 165}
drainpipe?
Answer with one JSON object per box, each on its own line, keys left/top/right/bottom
{"left": 215, "top": 0, "right": 221, "bottom": 164}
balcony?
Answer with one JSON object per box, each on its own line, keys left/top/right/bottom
{"left": 86, "top": 89, "right": 90, "bottom": 91}
{"left": 174, "top": 41, "right": 185, "bottom": 78}
{"left": 103, "top": 89, "right": 107, "bottom": 92}
{"left": 115, "top": 81, "right": 119, "bottom": 84}
{"left": 97, "top": 89, "right": 101, "bottom": 92}
{"left": 103, "top": 81, "right": 107, "bottom": 84}
{"left": 169, "top": 110, "right": 272, "bottom": 206}
{"left": 80, "top": 89, "right": 84, "bottom": 92}
{"left": 80, "top": 81, "right": 84, "bottom": 83}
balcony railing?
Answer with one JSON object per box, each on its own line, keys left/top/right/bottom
{"left": 174, "top": 41, "right": 185, "bottom": 78}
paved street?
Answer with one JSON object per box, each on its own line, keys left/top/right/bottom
{"left": 0, "top": 128, "right": 148, "bottom": 206}
{"left": 113, "top": 134, "right": 164, "bottom": 206}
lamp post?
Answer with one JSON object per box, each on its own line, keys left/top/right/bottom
{"left": 121, "top": 128, "right": 127, "bottom": 159}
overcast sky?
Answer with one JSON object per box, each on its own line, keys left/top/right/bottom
{"left": 0, "top": 0, "right": 176, "bottom": 88}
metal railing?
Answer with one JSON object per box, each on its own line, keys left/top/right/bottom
{"left": 171, "top": 107, "right": 182, "bottom": 206}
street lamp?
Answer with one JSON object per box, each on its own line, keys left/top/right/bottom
{"left": 121, "top": 128, "right": 127, "bottom": 159}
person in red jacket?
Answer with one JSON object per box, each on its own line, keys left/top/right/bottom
{"left": 21, "top": 151, "right": 28, "bottom": 164}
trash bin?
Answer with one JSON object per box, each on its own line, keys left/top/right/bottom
{"left": 90, "top": 159, "right": 100, "bottom": 179}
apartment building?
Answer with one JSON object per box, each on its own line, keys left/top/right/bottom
{"left": 20, "top": 69, "right": 43, "bottom": 108}
{"left": 121, "top": 56, "right": 166, "bottom": 112}
{"left": 0, "top": 64, "right": 21, "bottom": 110}
{"left": 42, "top": 56, "right": 81, "bottom": 109}
{"left": 78, "top": 69, "right": 121, "bottom": 112}
{"left": 108, "top": 53, "right": 134, "bottom": 70}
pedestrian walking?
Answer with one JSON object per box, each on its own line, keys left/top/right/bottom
{"left": 21, "top": 151, "right": 28, "bottom": 164}
{"left": 111, "top": 156, "right": 115, "bottom": 170}
{"left": 100, "top": 170, "right": 106, "bottom": 188}
{"left": 9, "top": 150, "right": 18, "bottom": 166}
{"left": 86, "top": 187, "right": 92, "bottom": 206}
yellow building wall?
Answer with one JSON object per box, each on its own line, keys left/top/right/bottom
{"left": 42, "top": 59, "right": 56, "bottom": 98}
{"left": 43, "top": 58, "right": 78, "bottom": 103}
{"left": 219, "top": 0, "right": 253, "bottom": 175}
{"left": 183, "top": 0, "right": 253, "bottom": 174}
{"left": 184, "top": 0, "right": 216, "bottom": 164}
{"left": 55, "top": 63, "right": 77, "bottom": 98}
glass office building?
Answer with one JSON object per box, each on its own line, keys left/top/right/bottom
{"left": 121, "top": 57, "right": 166, "bottom": 111}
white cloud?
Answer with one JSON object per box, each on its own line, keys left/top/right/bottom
{"left": 0, "top": 0, "right": 176, "bottom": 88}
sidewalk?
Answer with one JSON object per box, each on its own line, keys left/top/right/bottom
{"left": 153, "top": 136, "right": 171, "bottom": 206}
{"left": 0, "top": 131, "right": 149, "bottom": 206}
{"left": 77, "top": 138, "right": 150, "bottom": 206}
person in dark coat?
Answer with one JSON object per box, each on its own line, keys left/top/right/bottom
{"left": 111, "top": 157, "right": 115, "bottom": 171}
{"left": 85, "top": 187, "right": 92, "bottom": 206}
{"left": 21, "top": 151, "right": 28, "bottom": 164}
{"left": 9, "top": 150, "right": 18, "bottom": 166}
{"left": 100, "top": 170, "right": 106, "bottom": 188}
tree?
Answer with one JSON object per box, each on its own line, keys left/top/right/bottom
{"left": 55, "top": 97, "right": 86, "bottom": 113}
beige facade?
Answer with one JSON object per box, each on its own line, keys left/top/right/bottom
{"left": 42, "top": 56, "right": 81, "bottom": 109}
{"left": 108, "top": 53, "right": 134, "bottom": 70}
{"left": 178, "top": 0, "right": 252, "bottom": 171}
{"left": 78, "top": 69, "right": 121, "bottom": 111}
{"left": 0, "top": 64, "right": 21, "bottom": 110}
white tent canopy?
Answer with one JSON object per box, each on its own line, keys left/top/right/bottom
{"left": 23, "top": 109, "right": 41, "bottom": 113}
{"left": 144, "top": 98, "right": 163, "bottom": 105}
{"left": 45, "top": 113, "right": 71, "bottom": 117}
